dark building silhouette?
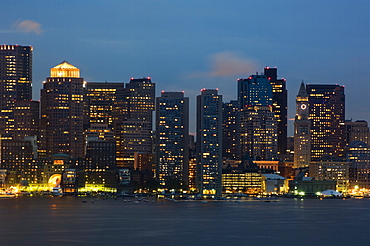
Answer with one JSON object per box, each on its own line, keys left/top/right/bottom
{"left": 0, "top": 45, "right": 32, "bottom": 139}
{"left": 264, "top": 67, "right": 288, "bottom": 156}
{"left": 222, "top": 100, "right": 240, "bottom": 160}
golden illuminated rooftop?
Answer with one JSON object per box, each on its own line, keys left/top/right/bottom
{"left": 50, "top": 61, "right": 80, "bottom": 78}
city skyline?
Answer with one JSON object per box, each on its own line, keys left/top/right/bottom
{"left": 1, "top": 1, "right": 369, "bottom": 135}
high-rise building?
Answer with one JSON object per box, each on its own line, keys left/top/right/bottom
{"left": 222, "top": 100, "right": 240, "bottom": 160}
{"left": 116, "top": 77, "right": 155, "bottom": 169}
{"left": 294, "top": 82, "right": 311, "bottom": 168}
{"left": 238, "top": 74, "right": 278, "bottom": 161}
{"left": 40, "top": 61, "right": 85, "bottom": 158}
{"left": 264, "top": 67, "right": 288, "bottom": 155}
{"left": 306, "top": 84, "right": 345, "bottom": 160}
{"left": 156, "top": 91, "right": 189, "bottom": 187}
{"left": 196, "top": 89, "right": 223, "bottom": 196}
{"left": 0, "top": 45, "right": 32, "bottom": 139}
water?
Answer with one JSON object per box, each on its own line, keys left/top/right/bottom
{"left": 0, "top": 196, "right": 368, "bottom": 246}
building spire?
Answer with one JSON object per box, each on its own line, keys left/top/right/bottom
{"left": 297, "top": 80, "right": 308, "bottom": 97}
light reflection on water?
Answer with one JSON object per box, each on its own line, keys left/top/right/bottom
{"left": 0, "top": 196, "right": 368, "bottom": 246}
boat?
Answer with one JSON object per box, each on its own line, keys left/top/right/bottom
{"left": 51, "top": 187, "right": 63, "bottom": 197}
{"left": 0, "top": 193, "right": 16, "bottom": 198}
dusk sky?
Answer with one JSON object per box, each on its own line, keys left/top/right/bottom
{"left": 1, "top": 1, "right": 369, "bottom": 135}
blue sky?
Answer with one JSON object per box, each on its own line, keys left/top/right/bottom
{"left": 1, "top": 1, "right": 369, "bottom": 135}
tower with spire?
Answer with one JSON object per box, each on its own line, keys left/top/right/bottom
{"left": 294, "top": 81, "right": 311, "bottom": 168}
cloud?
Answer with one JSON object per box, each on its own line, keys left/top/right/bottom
{"left": 188, "top": 51, "right": 259, "bottom": 78}
{"left": 13, "top": 20, "right": 43, "bottom": 34}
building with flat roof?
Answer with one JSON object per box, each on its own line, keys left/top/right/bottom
{"left": 196, "top": 89, "right": 223, "bottom": 196}
{"left": 156, "top": 91, "right": 189, "bottom": 188}
{"left": 306, "top": 84, "right": 345, "bottom": 160}
{"left": 0, "top": 45, "right": 33, "bottom": 139}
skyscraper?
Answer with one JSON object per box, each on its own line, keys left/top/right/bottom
{"left": 156, "top": 91, "right": 189, "bottom": 187}
{"left": 264, "top": 67, "right": 288, "bottom": 155}
{"left": 0, "top": 45, "right": 32, "bottom": 139}
{"left": 238, "top": 74, "right": 278, "bottom": 161}
{"left": 196, "top": 89, "right": 223, "bottom": 196}
{"left": 222, "top": 100, "right": 240, "bottom": 160}
{"left": 40, "top": 61, "right": 85, "bottom": 158}
{"left": 294, "top": 82, "right": 311, "bottom": 168}
{"left": 306, "top": 84, "right": 345, "bottom": 160}
{"left": 116, "top": 77, "right": 155, "bottom": 169}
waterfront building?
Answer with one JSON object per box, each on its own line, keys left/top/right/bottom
{"left": 294, "top": 82, "right": 311, "bottom": 168}
{"left": 0, "top": 45, "right": 32, "bottom": 139}
{"left": 289, "top": 179, "right": 337, "bottom": 196}
{"left": 238, "top": 74, "right": 278, "bottom": 161}
{"left": 1, "top": 137, "right": 39, "bottom": 185}
{"left": 156, "top": 91, "right": 189, "bottom": 188}
{"left": 345, "top": 120, "right": 370, "bottom": 146}
{"left": 40, "top": 153, "right": 84, "bottom": 192}
{"left": 306, "top": 84, "right": 345, "bottom": 160}
{"left": 115, "top": 77, "right": 155, "bottom": 169}
{"left": 309, "top": 158, "right": 349, "bottom": 192}
{"left": 222, "top": 170, "right": 263, "bottom": 194}
{"left": 40, "top": 61, "right": 85, "bottom": 158}
{"left": 196, "top": 89, "right": 223, "bottom": 196}
{"left": 345, "top": 141, "right": 370, "bottom": 189}
{"left": 264, "top": 67, "right": 288, "bottom": 155}
{"left": 262, "top": 173, "right": 287, "bottom": 194}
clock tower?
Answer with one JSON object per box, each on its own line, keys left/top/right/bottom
{"left": 294, "top": 81, "right": 311, "bottom": 168}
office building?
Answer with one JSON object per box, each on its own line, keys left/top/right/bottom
{"left": 264, "top": 67, "right": 288, "bottom": 155}
{"left": 1, "top": 137, "right": 39, "bottom": 185}
{"left": 345, "top": 141, "right": 370, "bottom": 189}
{"left": 306, "top": 84, "right": 345, "bottom": 160}
{"left": 116, "top": 77, "right": 155, "bottom": 169}
{"left": 196, "top": 89, "right": 223, "bottom": 196}
{"left": 309, "top": 158, "right": 349, "bottom": 192}
{"left": 0, "top": 45, "right": 32, "bottom": 139}
{"left": 156, "top": 91, "right": 189, "bottom": 187}
{"left": 222, "top": 100, "right": 240, "bottom": 160}
{"left": 40, "top": 61, "right": 85, "bottom": 158}
{"left": 294, "top": 82, "right": 311, "bottom": 168}
{"left": 238, "top": 74, "right": 278, "bottom": 161}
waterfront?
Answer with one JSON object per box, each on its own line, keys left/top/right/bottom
{"left": 0, "top": 196, "right": 369, "bottom": 246}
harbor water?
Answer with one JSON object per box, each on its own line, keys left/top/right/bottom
{"left": 0, "top": 196, "right": 368, "bottom": 246}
